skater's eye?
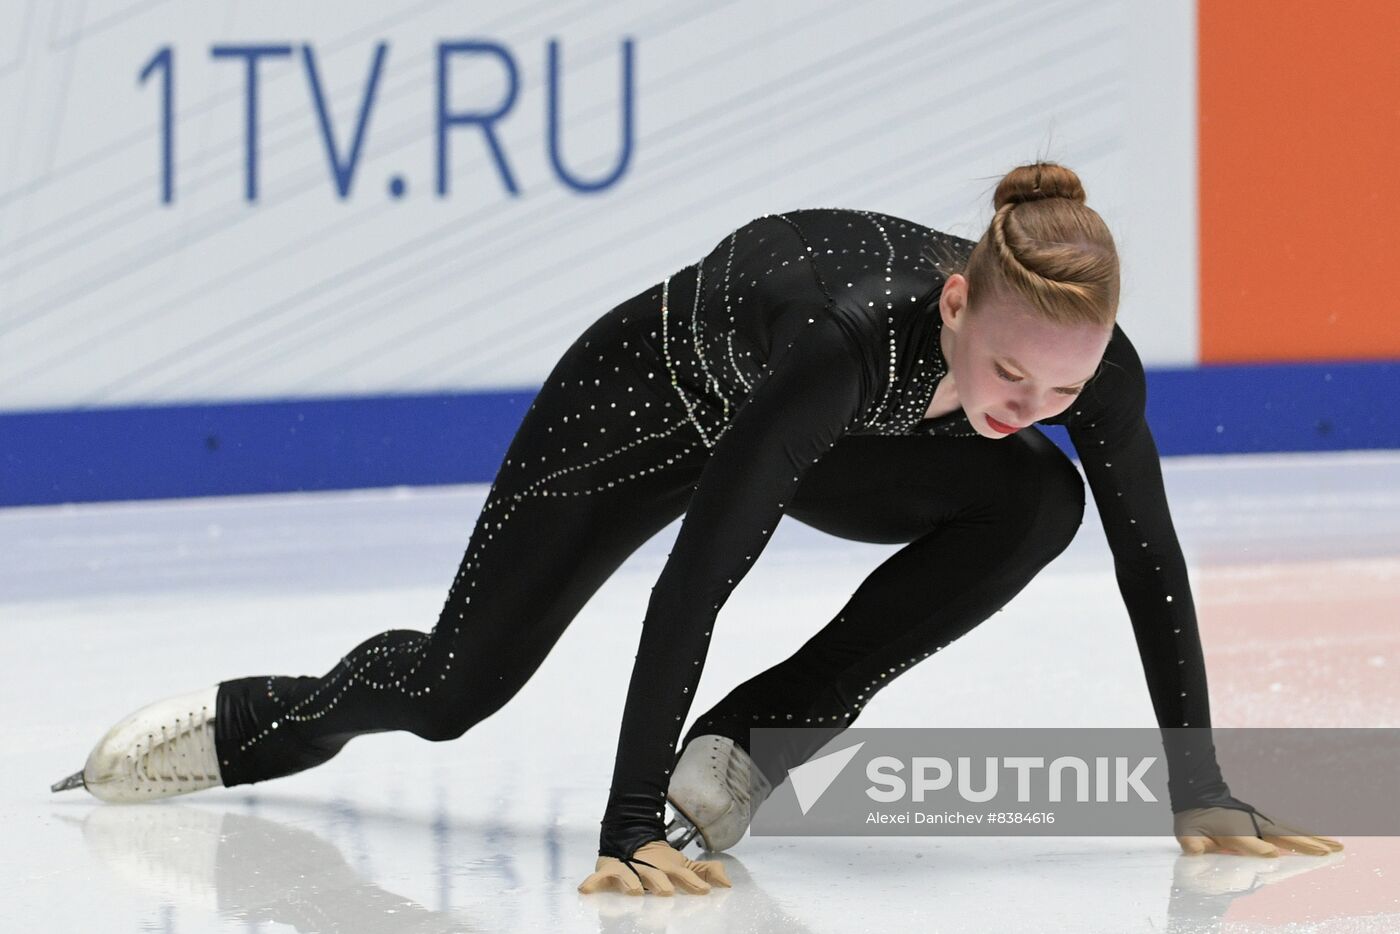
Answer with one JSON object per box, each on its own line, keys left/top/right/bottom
{"left": 997, "top": 362, "right": 1084, "bottom": 395}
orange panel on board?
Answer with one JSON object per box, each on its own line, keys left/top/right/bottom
{"left": 1198, "top": 0, "right": 1400, "bottom": 362}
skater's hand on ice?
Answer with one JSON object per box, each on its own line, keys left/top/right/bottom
{"left": 577, "top": 840, "right": 732, "bottom": 896}
{"left": 1174, "top": 806, "right": 1344, "bottom": 857}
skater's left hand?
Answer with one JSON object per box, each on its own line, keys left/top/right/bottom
{"left": 578, "top": 840, "right": 732, "bottom": 896}
{"left": 1174, "top": 806, "right": 1344, "bottom": 857}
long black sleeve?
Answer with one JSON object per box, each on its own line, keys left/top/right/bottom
{"left": 598, "top": 308, "right": 875, "bottom": 858}
{"left": 1062, "top": 329, "right": 1249, "bottom": 812}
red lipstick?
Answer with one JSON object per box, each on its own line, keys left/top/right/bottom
{"left": 985, "top": 414, "right": 1021, "bottom": 434}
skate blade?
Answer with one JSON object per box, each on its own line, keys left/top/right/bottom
{"left": 665, "top": 816, "right": 700, "bottom": 849}
{"left": 664, "top": 801, "right": 703, "bottom": 849}
{"left": 51, "top": 770, "right": 87, "bottom": 793}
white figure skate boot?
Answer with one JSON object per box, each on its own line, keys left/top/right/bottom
{"left": 50, "top": 685, "right": 224, "bottom": 802}
{"left": 665, "top": 734, "right": 772, "bottom": 852}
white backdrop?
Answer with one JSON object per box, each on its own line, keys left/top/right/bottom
{"left": 0, "top": 0, "right": 1197, "bottom": 412}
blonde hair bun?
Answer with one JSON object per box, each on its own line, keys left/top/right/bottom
{"left": 992, "top": 162, "right": 1087, "bottom": 210}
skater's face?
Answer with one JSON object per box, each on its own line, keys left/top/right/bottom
{"left": 938, "top": 274, "right": 1112, "bottom": 439}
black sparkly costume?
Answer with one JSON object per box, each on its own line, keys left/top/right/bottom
{"left": 214, "top": 208, "right": 1254, "bottom": 864}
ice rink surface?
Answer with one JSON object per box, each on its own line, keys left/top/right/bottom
{"left": 3, "top": 449, "right": 1397, "bottom": 933}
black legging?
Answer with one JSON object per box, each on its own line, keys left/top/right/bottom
{"left": 214, "top": 279, "right": 1086, "bottom": 857}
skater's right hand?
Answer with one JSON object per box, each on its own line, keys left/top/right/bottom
{"left": 577, "top": 840, "right": 732, "bottom": 896}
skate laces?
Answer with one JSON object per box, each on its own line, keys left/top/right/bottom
{"left": 134, "top": 707, "right": 219, "bottom": 786}
{"left": 722, "top": 740, "right": 768, "bottom": 808}
{"left": 723, "top": 743, "right": 748, "bottom": 804}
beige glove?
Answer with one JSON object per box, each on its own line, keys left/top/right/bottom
{"left": 577, "top": 840, "right": 732, "bottom": 896}
{"left": 1174, "top": 806, "right": 1344, "bottom": 857}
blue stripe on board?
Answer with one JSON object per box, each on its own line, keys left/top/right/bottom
{"left": 0, "top": 390, "right": 534, "bottom": 507}
{"left": 3, "top": 360, "right": 1397, "bottom": 506}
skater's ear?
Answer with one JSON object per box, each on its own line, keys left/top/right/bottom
{"left": 939, "top": 274, "right": 969, "bottom": 334}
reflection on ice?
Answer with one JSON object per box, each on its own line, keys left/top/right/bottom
{"left": 61, "top": 801, "right": 1353, "bottom": 934}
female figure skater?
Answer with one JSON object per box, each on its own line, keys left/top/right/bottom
{"left": 54, "top": 162, "right": 1341, "bottom": 896}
